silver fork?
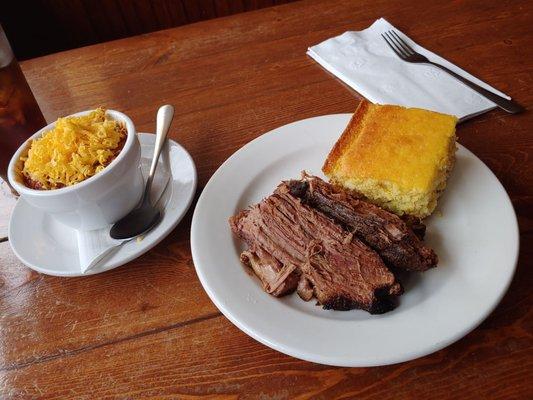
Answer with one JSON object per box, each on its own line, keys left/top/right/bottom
{"left": 381, "top": 30, "right": 524, "bottom": 114}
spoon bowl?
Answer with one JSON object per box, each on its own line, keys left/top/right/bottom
{"left": 110, "top": 204, "right": 161, "bottom": 240}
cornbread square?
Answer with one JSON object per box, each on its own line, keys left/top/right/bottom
{"left": 323, "top": 101, "right": 458, "bottom": 218}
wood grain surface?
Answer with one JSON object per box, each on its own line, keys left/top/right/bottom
{"left": 1, "top": 0, "right": 532, "bottom": 398}
{"left": 1, "top": 0, "right": 296, "bottom": 60}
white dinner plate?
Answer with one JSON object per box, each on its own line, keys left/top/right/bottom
{"left": 191, "top": 114, "right": 519, "bottom": 367}
{"left": 9, "top": 133, "right": 197, "bottom": 276}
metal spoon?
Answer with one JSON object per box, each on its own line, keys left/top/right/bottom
{"left": 110, "top": 105, "right": 174, "bottom": 240}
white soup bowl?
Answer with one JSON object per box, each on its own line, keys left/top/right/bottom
{"left": 8, "top": 109, "right": 144, "bottom": 230}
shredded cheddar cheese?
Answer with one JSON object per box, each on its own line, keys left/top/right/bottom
{"left": 20, "top": 108, "right": 126, "bottom": 190}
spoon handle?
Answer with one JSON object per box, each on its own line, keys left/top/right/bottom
{"left": 145, "top": 105, "right": 174, "bottom": 196}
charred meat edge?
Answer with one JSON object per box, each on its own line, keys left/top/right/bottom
{"left": 283, "top": 174, "right": 438, "bottom": 272}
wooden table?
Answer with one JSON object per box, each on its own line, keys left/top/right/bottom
{"left": 1, "top": 0, "right": 532, "bottom": 398}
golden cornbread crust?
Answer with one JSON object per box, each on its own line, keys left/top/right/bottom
{"left": 322, "top": 100, "right": 457, "bottom": 218}
{"left": 323, "top": 100, "right": 371, "bottom": 176}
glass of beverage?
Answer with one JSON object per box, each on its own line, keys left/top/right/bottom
{"left": 0, "top": 24, "right": 46, "bottom": 183}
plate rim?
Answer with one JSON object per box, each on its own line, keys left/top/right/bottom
{"left": 190, "top": 113, "right": 519, "bottom": 367}
{"left": 9, "top": 133, "right": 198, "bottom": 277}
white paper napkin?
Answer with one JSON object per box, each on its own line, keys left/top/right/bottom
{"left": 307, "top": 18, "right": 511, "bottom": 120}
{"left": 77, "top": 141, "right": 171, "bottom": 273}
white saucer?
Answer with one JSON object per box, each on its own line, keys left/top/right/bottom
{"left": 9, "top": 133, "right": 197, "bottom": 276}
{"left": 191, "top": 114, "right": 519, "bottom": 367}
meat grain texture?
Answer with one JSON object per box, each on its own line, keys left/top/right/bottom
{"left": 229, "top": 175, "right": 437, "bottom": 314}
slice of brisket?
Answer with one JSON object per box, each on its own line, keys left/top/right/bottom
{"left": 283, "top": 175, "right": 437, "bottom": 272}
{"left": 229, "top": 187, "right": 402, "bottom": 314}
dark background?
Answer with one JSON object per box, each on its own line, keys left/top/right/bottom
{"left": 1, "top": 0, "right": 297, "bottom": 60}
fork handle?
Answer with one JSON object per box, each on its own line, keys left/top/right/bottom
{"left": 428, "top": 62, "right": 525, "bottom": 114}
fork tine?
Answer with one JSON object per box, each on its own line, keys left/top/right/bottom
{"left": 381, "top": 33, "right": 407, "bottom": 58}
{"left": 389, "top": 30, "right": 414, "bottom": 55}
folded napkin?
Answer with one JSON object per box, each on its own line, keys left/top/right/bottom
{"left": 307, "top": 18, "right": 510, "bottom": 120}
{"left": 77, "top": 141, "right": 171, "bottom": 273}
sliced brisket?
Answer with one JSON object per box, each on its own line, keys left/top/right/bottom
{"left": 283, "top": 175, "right": 437, "bottom": 272}
{"left": 229, "top": 187, "right": 402, "bottom": 314}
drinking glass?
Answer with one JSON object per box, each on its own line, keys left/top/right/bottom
{"left": 0, "top": 24, "right": 46, "bottom": 182}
